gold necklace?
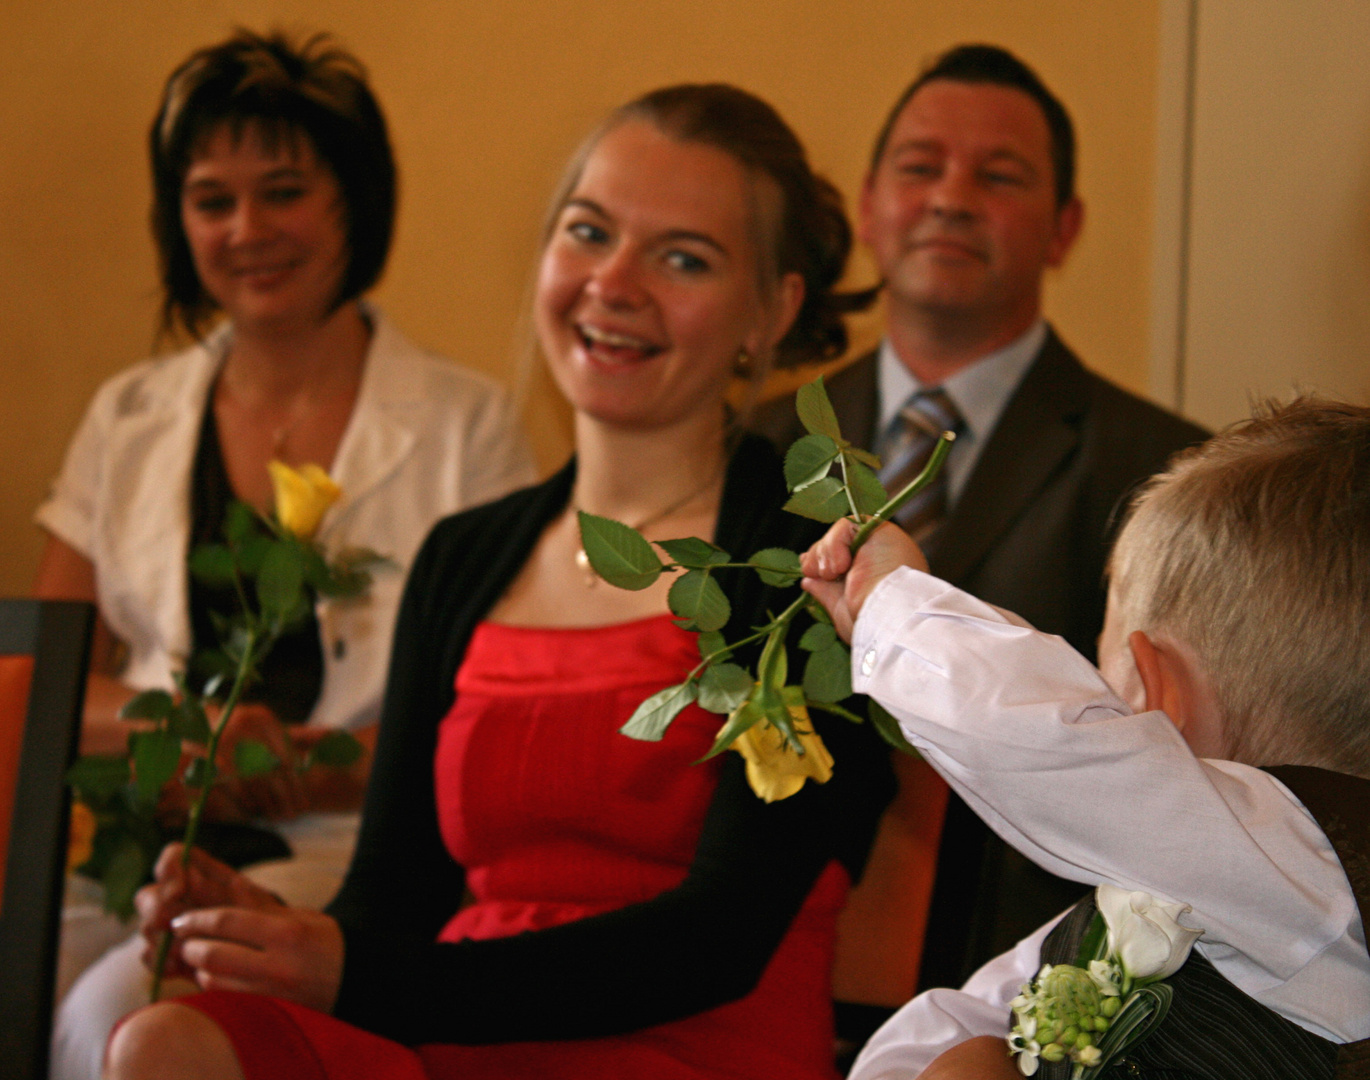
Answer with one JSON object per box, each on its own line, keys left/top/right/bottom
{"left": 572, "top": 473, "right": 721, "bottom": 587}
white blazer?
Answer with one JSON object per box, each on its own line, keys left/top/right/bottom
{"left": 36, "top": 308, "right": 535, "bottom": 732}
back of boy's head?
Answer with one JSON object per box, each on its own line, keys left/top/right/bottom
{"left": 1109, "top": 397, "right": 1370, "bottom": 777}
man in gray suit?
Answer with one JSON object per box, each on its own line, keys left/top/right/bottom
{"left": 754, "top": 44, "right": 1207, "bottom": 1042}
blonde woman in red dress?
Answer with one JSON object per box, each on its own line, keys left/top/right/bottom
{"left": 106, "top": 84, "right": 892, "bottom": 1080}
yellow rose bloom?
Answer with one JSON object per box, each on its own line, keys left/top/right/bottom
{"left": 67, "top": 800, "right": 96, "bottom": 872}
{"left": 730, "top": 701, "right": 834, "bottom": 803}
{"left": 268, "top": 461, "right": 342, "bottom": 540}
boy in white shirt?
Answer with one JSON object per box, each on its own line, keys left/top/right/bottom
{"left": 800, "top": 399, "right": 1370, "bottom": 1079}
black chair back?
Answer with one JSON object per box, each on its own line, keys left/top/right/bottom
{"left": 0, "top": 599, "right": 93, "bottom": 1080}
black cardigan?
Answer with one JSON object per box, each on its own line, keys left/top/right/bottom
{"left": 327, "top": 435, "right": 895, "bottom": 1045}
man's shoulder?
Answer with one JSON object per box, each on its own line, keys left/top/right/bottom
{"left": 749, "top": 350, "right": 880, "bottom": 451}
{"left": 1040, "top": 335, "right": 1208, "bottom": 463}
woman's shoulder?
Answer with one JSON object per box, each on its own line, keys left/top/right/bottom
{"left": 414, "top": 461, "right": 573, "bottom": 570}
{"left": 365, "top": 311, "right": 515, "bottom": 412}
{"left": 72, "top": 338, "right": 220, "bottom": 438}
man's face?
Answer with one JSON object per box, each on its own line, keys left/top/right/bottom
{"left": 860, "top": 79, "right": 1081, "bottom": 331}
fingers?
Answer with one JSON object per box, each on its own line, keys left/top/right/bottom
{"left": 218, "top": 705, "right": 309, "bottom": 821}
{"left": 799, "top": 519, "right": 858, "bottom": 581}
{"left": 169, "top": 906, "right": 345, "bottom": 1011}
{"left": 801, "top": 520, "right": 930, "bottom": 643}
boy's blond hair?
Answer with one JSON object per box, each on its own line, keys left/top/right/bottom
{"left": 1108, "top": 398, "right": 1370, "bottom": 776}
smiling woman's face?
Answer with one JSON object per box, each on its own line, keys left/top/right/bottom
{"left": 180, "top": 123, "right": 350, "bottom": 335}
{"left": 535, "top": 120, "right": 788, "bottom": 432}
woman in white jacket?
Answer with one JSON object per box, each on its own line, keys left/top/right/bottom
{"left": 33, "top": 30, "right": 533, "bottom": 1079}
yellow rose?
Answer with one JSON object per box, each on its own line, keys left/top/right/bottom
{"left": 268, "top": 461, "right": 342, "bottom": 540}
{"left": 67, "top": 800, "right": 96, "bottom": 872}
{"left": 730, "top": 700, "right": 834, "bottom": 803}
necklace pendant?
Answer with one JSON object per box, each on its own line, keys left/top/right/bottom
{"left": 574, "top": 547, "right": 598, "bottom": 587}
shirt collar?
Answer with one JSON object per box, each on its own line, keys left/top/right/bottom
{"left": 877, "top": 319, "right": 1047, "bottom": 447}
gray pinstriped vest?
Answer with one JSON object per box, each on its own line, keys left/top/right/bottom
{"left": 1033, "top": 766, "right": 1369, "bottom": 1080}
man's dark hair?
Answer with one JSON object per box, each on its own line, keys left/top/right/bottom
{"left": 869, "top": 44, "right": 1076, "bottom": 209}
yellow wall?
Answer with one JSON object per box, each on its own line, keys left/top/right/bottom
{"left": 0, "top": 0, "right": 1161, "bottom": 594}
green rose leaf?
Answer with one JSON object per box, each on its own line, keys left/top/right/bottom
{"left": 795, "top": 377, "right": 842, "bottom": 440}
{"left": 767, "top": 689, "right": 802, "bottom": 752}
{"left": 577, "top": 512, "right": 665, "bottom": 591}
{"left": 697, "top": 662, "right": 754, "bottom": 714}
{"left": 234, "top": 738, "right": 280, "bottom": 778}
{"left": 803, "top": 640, "right": 853, "bottom": 703}
{"left": 119, "top": 689, "right": 175, "bottom": 723}
{"left": 697, "top": 629, "right": 729, "bottom": 661}
{"left": 166, "top": 699, "right": 211, "bottom": 745}
{"left": 100, "top": 834, "right": 151, "bottom": 921}
{"left": 66, "top": 754, "right": 130, "bottom": 800}
{"left": 846, "top": 458, "right": 889, "bottom": 517}
{"left": 757, "top": 624, "right": 789, "bottom": 691}
{"left": 805, "top": 596, "right": 834, "bottom": 625}
{"left": 845, "top": 445, "right": 883, "bottom": 470}
{"left": 868, "top": 700, "right": 920, "bottom": 756}
{"left": 187, "top": 544, "right": 236, "bottom": 586}
{"left": 621, "top": 680, "right": 698, "bottom": 741}
{"left": 256, "top": 540, "right": 308, "bottom": 622}
{"left": 309, "top": 730, "right": 364, "bottom": 768}
{"left": 235, "top": 534, "right": 273, "bottom": 577}
{"left": 668, "top": 569, "right": 731, "bottom": 632}
{"left": 749, "top": 547, "right": 803, "bottom": 588}
{"left": 321, "top": 547, "right": 388, "bottom": 599}
{"left": 701, "top": 696, "right": 765, "bottom": 760}
{"left": 656, "top": 537, "right": 730, "bottom": 569}
{"left": 222, "top": 500, "right": 258, "bottom": 546}
{"left": 783, "top": 477, "right": 849, "bottom": 523}
{"left": 301, "top": 546, "right": 333, "bottom": 592}
{"left": 130, "top": 729, "right": 183, "bottom": 804}
{"left": 784, "top": 434, "right": 839, "bottom": 491}
{"left": 799, "top": 622, "right": 838, "bottom": 652}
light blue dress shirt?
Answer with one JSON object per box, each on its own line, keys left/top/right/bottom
{"left": 876, "top": 320, "right": 1047, "bottom": 505}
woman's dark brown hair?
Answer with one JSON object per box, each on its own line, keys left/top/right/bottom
{"left": 150, "top": 29, "right": 396, "bottom": 339}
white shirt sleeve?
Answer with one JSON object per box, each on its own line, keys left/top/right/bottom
{"left": 849, "top": 567, "right": 1368, "bottom": 1042}
{"left": 850, "top": 917, "right": 1059, "bottom": 1079}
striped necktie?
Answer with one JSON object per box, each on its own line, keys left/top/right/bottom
{"left": 877, "top": 387, "right": 962, "bottom": 540}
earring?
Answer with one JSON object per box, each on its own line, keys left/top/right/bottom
{"left": 733, "top": 348, "right": 755, "bottom": 379}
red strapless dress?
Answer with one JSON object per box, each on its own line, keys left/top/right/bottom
{"left": 179, "top": 616, "right": 848, "bottom": 1080}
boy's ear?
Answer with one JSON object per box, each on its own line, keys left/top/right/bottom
{"left": 1128, "top": 630, "right": 1186, "bottom": 733}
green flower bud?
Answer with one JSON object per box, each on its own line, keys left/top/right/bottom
{"left": 1060, "top": 1026, "right": 1079, "bottom": 1045}
{"left": 1101, "top": 996, "right": 1121, "bottom": 1018}
{"left": 1041, "top": 1044, "right": 1067, "bottom": 1063}
{"left": 1093, "top": 1017, "right": 1110, "bottom": 1033}
{"left": 1036, "top": 1026, "right": 1058, "bottom": 1045}
{"left": 1075, "top": 1032, "right": 1094, "bottom": 1049}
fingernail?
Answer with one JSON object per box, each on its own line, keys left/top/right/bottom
{"left": 171, "top": 914, "right": 188, "bottom": 931}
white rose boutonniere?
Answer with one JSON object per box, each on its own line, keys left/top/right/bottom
{"left": 1097, "top": 884, "right": 1204, "bottom": 986}
{"left": 1008, "top": 884, "right": 1203, "bottom": 1077}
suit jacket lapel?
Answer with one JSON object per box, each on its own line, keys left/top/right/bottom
{"left": 927, "top": 332, "right": 1089, "bottom": 583}
{"left": 826, "top": 350, "right": 882, "bottom": 452}
{"left": 322, "top": 314, "right": 419, "bottom": 540}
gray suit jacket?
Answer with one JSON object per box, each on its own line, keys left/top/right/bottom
{"left": 753, "top": 328, "right": 1209, "bottom": 991}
